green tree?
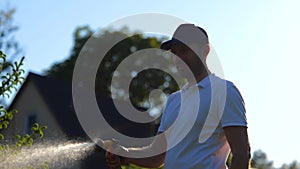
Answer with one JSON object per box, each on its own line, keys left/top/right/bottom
{"left": 0, "top": 7, "right": 22, "bottom": 71}
{"left": 251, "top": 150, "right": 274, "bottom": 169}
{"left": 280, "top": 161, "right": 300, "bottom": 169}
{"left": 0, "top": 5, "right": 47, "bottom": 169}
{"left": 45, "top": 26, "right": 182, "bottom": 112}
{"left": 0, "top": 51, "right": 47, "bottom": 169}
{"left": 46, "top": 25, "right": 182, "bottom": 169}
{"left": 250, "top": 150, "right": 300, "bottom": 169}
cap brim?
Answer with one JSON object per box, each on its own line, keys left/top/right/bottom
{"left": 160, "top": 40, "right": 172, "bottom": 50}
{"left": 160, "top": 39, "right": 184, "bottom": 50}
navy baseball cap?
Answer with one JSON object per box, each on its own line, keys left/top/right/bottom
{"left": 160, "top": 24, "right": 209, "bottom": 50}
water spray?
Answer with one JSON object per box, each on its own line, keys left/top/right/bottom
{"left": 0, "top": 137, "right": 122, "bottom": 169}
{"left": 0, "top": 140, "right": 95, "bottom": 169}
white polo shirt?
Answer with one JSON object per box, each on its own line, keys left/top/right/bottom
{"left": 158, "top": 74, "right": 247, "bottom": 169}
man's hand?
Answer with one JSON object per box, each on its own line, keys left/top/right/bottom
{"left": 105, "top": 151, "right": 122, "bottom": 169}
{"left": 103, "top": 134, "right": 166, "bottom": 168}
{"left": 103, "top": 139, "right": 129, "bottom": 169}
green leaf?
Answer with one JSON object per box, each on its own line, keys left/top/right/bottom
{"left": 39, "top": 130, "right": 44, "bottom": 138}
{"left": 31, "top": 123, "right": 39, "bottom": 132}
{"left": 0, "top": 133, "right": 4, "bottom": 140}
{"left": 40, "top": 126, "right": 48, "bottom": 130}
{"left": 28, "top": 137, "right": 34, "bottom": 146}
{"left": 15, "top": 134, "right": 21, "bottom": 139}
{"left": 32, "top": 123, "right": 39, "bottom": 128}
{"left": 24, "top": 134, "right": 30, "bottom": 139}
{"left": 3, "top": 121, "right": 9, "bottom": 128}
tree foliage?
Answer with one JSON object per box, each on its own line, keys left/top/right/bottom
{"left": 0, "top": 6, "right": 47, "bottom": 169}
{"left": 0, "top": 7, "right": 22, "bottom": 70}
{"left": 0, "top": 50, "right": 47, "bottom": 168}
{"left": 45, "top": 26, "right": 182, "bottom": 111}
{"left": 251, "top": 149, "right": 274, "bottom": 169}
{"left": 280, "top": 161, "right": 300, "bottom": 169}
{"left": 251, "top": 150, "right": 300, "bottom": 169}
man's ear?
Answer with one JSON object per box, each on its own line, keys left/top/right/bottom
{"left": 202, "top": 44, "right": 210, "bottom": 60}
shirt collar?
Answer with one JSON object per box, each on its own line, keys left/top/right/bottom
{"left": 182, "top": 73, "right": 215, "bottom": 91}
{"left": 197, "top": 73, "right": 215, "bottom": 88}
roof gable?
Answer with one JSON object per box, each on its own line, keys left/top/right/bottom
{"left": 10, "top": 72, "right": 157, "bottom": 140}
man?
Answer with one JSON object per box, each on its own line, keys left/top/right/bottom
{"left": 106, "top": 23, "right": 251, "bottom": 169}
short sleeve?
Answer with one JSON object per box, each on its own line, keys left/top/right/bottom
{"left": 157, "top": 93, "right": 176, "bottom": 133}
{"left": 157, "top": 113, "right": 166, "bottom": 133}
{"left": 221, "top": 84, "right": 247, "bottom": 128}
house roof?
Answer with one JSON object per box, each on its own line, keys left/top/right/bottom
{"left": 10, "top": 72, "right": 156, "bottom": 140}
{"left": 9, "top": 72, "right": 87, "bottom": 138}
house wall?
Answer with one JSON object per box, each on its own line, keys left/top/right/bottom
{"left": 7, "top": 80, "right": 66, "bottom": 140}
{"left": 4, "top": 81, "right": 83, "bottom": 169}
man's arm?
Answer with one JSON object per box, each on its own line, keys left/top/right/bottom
{"left": 106, "top": 133, "right": 166, "bottom": 168}
{"left": 223, "top": 126, "right": 251, "bottom": 169}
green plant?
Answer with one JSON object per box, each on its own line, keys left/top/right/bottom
{"left": 0, "top": 51, "right": 47, "bottom": 168}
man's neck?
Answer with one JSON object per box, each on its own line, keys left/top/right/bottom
{"left": 186, "top": 69, "right": 211, "bottom": 86}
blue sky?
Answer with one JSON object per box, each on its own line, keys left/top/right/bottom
{"left": 2, "top": 0, "right": 300, "bottom": 167}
